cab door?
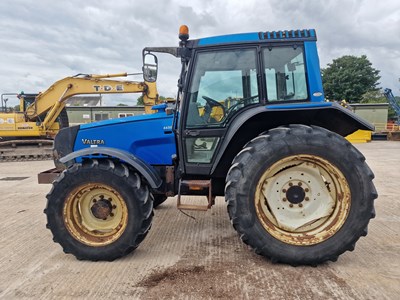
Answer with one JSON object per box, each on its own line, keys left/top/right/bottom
{"left": 179, "top": 47, "right": 261, "bottom": 175}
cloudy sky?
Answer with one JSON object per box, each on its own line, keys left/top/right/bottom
{"left": 0, "top": 0, "right": 399, "bottom": 106}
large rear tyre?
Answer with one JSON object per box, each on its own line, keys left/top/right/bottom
{"left": 45, "top": 159, "right": 153, "bottom": 261}
{"left": 225, "top": 125, "right": 377, "bottom": 265}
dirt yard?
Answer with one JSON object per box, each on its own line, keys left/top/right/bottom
{"left": 0, "top": 141, "right": 399, "bottom": 299}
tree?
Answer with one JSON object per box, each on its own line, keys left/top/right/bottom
{"left": 360, "top": 90, "right": 386, "bottom": 104}
{"left": 322, "top": 55, "right": 380, "bottom": 103}
{"left": 136, "top": 95, "right": 144, "bottom": 105}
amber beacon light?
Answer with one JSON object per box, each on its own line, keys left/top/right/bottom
{"left": 179, "top": 25, "right": 189, "bottom": 41}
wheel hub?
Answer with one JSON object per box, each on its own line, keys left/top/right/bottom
{"left": 286, "top": 186, "right": 305, "bottom": 204}
{"left": 91, "top": 198, "right": 113, "bottom": 220}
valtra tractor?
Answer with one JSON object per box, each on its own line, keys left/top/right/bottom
{"left": 40, "top": 26, "right": 377, "bottom": 266}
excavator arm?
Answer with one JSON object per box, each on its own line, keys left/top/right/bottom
{"left": 24, "top": 73, "right": 159, "bottom": 136}
{"left": 0, "top": 73, "right": 159, "bottom": 161}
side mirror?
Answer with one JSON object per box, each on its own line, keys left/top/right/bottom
{"left": 143, "top": 53, "right": 158, "bottom": 82}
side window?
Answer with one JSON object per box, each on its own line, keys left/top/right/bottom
{"left": 263, "top": 47, "right": 308, "bottom": 101}
{"left": 94, "top": 113, "right": 109, "bottom": 121}
{"left": 186, "top": 49, "right": 259, "bottom": 128}
{"left": 185, "top": 137, "right": 220, "bottom": 163}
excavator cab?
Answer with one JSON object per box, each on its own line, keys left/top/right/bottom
{"left": 19, "top": 93, "right": 37, "bottom": 111}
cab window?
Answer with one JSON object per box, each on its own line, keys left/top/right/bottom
{"left": 186, "top": 49, "right": 259, "bottom": 128}
{"left": 263, "top": 47, "right": 308, "bottom": 101}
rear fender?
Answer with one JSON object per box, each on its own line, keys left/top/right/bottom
{"left": 59, "top": 147, "right": 162, "bottom": 189}
{"left": 211, "top": 102, "right": 374, "bottom": 175}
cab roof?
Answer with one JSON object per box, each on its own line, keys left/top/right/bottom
{"left": 194, "top": 29, "right": 317, "bottom": 47}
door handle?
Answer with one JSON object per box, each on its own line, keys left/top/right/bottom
{"left": 185, "top": 130, "right": 200, "bottom": 137}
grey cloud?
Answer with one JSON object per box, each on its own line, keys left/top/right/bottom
{"left": 0, "top": 0, "right": 399, "bottom": 103}
{"left": 178, "top": 6, "right": 217, "bottom": 28}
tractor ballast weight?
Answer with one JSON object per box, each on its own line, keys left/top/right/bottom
{"left": 41, "top": 26, "right": 377, "bottom": 266}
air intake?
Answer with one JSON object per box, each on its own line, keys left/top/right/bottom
{"left": 259, "top": 29, "right": 316, "bottom": 40}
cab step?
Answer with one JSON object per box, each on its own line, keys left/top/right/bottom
{"left": 177, "top": 179, "right": 215, "bottom": 211}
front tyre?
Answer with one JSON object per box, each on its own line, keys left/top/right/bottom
{"left": 45, "top": 159, "right": 153, "bottom": 261}
{"left": 225, "top": 125, "right": 377, "bottom": 265}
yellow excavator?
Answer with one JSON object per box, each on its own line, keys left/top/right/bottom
{"left": 0, "top": 73, "right": 160, "bottom": 160}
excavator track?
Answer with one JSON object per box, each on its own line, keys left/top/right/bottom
{"left": 0, "top": 139, "right": 53, "bottom": 162}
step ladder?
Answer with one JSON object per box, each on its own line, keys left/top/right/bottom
{"left": 177, "top": 179, "right": 215, "bottom": 211}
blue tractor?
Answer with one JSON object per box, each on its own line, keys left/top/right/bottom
{"left": 42, "top": 26, "right": 377, "bottom": 265}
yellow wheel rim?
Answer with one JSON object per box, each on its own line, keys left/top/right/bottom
{"left": 63, "top": 183, "right": 128, "bottom": 247}
{"left": 255, "top": 155, "right": 351, "bottom": 246}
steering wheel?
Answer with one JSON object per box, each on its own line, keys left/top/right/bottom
{"left": 225, "top": 95, "right": 259, "bottom": 115}
{"left": 202, "top": 96, "right": 225, "bottom": 111}
{"left": 202, "top": 96, "right": 226, "bottom": 122}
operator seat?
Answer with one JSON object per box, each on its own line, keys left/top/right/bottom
{"left": 187, "top": 100, "right": 207, "bottom": 127}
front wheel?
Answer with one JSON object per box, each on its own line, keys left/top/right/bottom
{"left": 225, "top": 125, "right": 377, "bottom": 265}
{"left": 45, "top": 159, "right": 153, "bottom": 261}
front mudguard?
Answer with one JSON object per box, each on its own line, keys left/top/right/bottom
{"left": 59, "top": 147, "right": 162, "bottom": 189}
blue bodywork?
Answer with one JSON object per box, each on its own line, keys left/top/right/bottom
{"left": 304, "top": 42, "right": 324, "bottom": 102}
{"left": 198, "top": 32, "right": 260, "bottom": 46}
{"left": 197, "top": 29, "right": 316, "bottom": 46}
{"left": 62, "top": 28, "right": 369, "bottom": 175}
{"left": 69, "top": 29, "right": 329, "bottom": 168}
{"left": 74, "top": 111, "right": 176, "bottom": 165}
{"left": 266, "top": 102, "right": 332, "bottom": 110}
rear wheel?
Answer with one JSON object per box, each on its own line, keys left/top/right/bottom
{"left": 225, "top": 125, "right": 377, "bottom": 265}
{"left": 45, "top": 159, "right": 153, "bottom": 261}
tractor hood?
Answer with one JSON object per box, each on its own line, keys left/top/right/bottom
{"left": 54, "top": 110, "right": 176, "bottom": 167}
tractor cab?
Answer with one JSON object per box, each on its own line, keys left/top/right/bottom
{"left": 144, "top": 26, "right": 371, "bottom": 181}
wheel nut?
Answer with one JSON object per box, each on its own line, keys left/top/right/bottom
{"left": 289, "top": 183, "right": 293, "bottom": 187}
{"left": 289, "top": 204, "right": 293, "bottom": 208}
{"left": 112, "top": 205, "right": 117, "bottom": 209}
{"left": 299, "top": 203, "right": 303, "bottom": 207}
{"left": 93, "top": 199, "right": 97, "bottom": 203}
{"left": 298, "top": 182, "right": 302, "bottom": 186}
{"left": 305, "top": 197, "right": 309, "bottom": 201}
{"left": 282, "top": 189, "right": 287, "bottom": 193}
{"left": 305, "top": 188, "right": 309, "bottom": 192}
{"left": 282, "top": 198, "right": 287, "bottom": 202}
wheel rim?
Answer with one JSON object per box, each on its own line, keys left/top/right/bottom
{"left": 255, "top": 155, "right": 351, "bottom": 246}
{"left": 63, "top": 183, "right": 128, "bottom": 246}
